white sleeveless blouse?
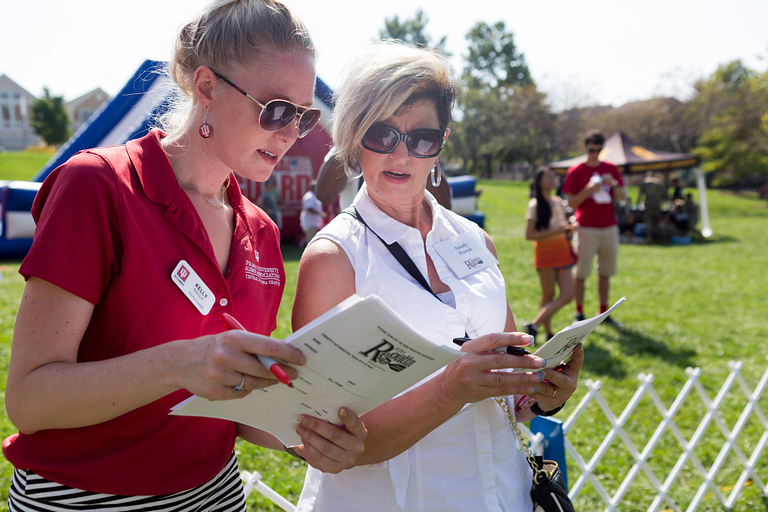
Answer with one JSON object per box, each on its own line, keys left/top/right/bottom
{"left": 296, "top": 184, "right": 533, "bottom": 512}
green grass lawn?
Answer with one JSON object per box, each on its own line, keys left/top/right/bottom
{"left": 0, "top": 158, "right": 766, "bottom": 510}
{"left": 0, "top": 152, "right": 51, "bottom": 182}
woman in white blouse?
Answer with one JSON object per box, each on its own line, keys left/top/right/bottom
{"left": 291, "top": 41, "right": 583, "bottom": 511}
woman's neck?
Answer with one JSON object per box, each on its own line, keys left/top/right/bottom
{"left": 163, "top": 131, "right": 231, "bottom": 199}
{"left": 369, "top": 191, "right": 433, "bottom": 235}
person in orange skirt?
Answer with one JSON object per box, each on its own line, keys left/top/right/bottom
{"left": 523, "top": 168, "right": 576, "bottom": 341}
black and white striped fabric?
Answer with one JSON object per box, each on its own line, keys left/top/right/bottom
{"left": 8, "top": 452, "right": 246, "bottom": 511}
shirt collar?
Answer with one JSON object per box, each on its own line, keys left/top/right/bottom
{"left": 126, "top": 129, "right": 261, "bottom": 235}
{"left": 126, "top": 130, "right": 177, "bottom": 206}
{"left": 352, "top": 183, "right": 446, "bottom": 245}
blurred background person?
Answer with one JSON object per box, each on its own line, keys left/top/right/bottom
{"left": 523, "top": 167, "right": 576, "bottom": 341}
{"left": 299, "top": 179, "right": 327, "bottom": 247}
{"left": 685, "top": 193, "right": 701, "bottom": 236}
{"left": 563, "top": 130, "right": 625, "bottom": 326}
{"left": 257, "top": 175, "right": 281, "bottom": 228}
{"left": 668, "top": 198, "right": 691, "bottom": 238}
{"left": 670, "top": 176, "right": 685, "bottom": 202}
{"left": 636, "top": 171, "right": 666, "bottom": 244}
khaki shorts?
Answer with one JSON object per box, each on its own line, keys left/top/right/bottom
{"left": 574, "top": 225, "right": 619, "bottom": 279}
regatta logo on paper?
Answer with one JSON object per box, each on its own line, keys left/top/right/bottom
{"left": 244, "top": 260, "right": 281, "bottom": 286}
{"left": 463, "top": 257, "right": 484, "bottom": 270}
{"left": 175, "top": 264, "right": 191, "bottom": 283}
{"left": 359, "top": 341, "right": 416, "bottom": 372}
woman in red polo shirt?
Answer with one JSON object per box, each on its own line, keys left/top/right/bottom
{"left": 3, "top": 1, "right": 365, "bottom": 510}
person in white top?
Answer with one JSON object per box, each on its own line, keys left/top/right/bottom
{"left": 299, "top": 180, "right": 326, "bottom": 245}
{"left": 291, "top": 41, "right": 583, "bottom": 512}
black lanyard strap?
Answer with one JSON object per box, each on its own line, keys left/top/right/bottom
{"left": 343, "top": 206, "right": 470, "bottom": 342}
{"left": 342, "top": 207, "right": 441, "bottom": 301}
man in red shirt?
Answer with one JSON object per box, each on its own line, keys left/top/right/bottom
{"left": 562, "top": 130, "right": 626, "bottom": 325}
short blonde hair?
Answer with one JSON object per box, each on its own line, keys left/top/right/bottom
{"left": 332, "top": 41, "right": 454, "bottom": 176}
{"left": 158, "top": 0, "right": 315, "bottom": 136}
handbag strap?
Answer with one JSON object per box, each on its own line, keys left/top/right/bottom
{"left": 495, "top": 397, "right": 550, "bottom": 484}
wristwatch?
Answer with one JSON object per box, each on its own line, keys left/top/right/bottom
{"left": 531, "top": 402, "right": 565, "bottom": 417}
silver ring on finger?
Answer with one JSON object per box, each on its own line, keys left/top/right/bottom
{"left": 549, "top": 388, "right": 557, "bottom": 399}
{"left": 233, "top": 374, "right": 246, "bottom": 393}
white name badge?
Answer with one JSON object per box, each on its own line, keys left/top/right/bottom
{"left": 433, "top": 232, "right": 498, "bottom": 279}
{"left": 171, "top": 260, "right": 215, "bottom": 315}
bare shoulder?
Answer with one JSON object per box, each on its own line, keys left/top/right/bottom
{"left": 298, "top": 238, "right": 351, "bottom": 273}
{"left": 481, "top": 229, "right": 499, "bottom": 258}
{"left": 293, "top": 238, "right": 356, "bottom": 330}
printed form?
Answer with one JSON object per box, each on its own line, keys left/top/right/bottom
{"left": 517, "top": 296, "right": 626, "bottom": 371}
{"left": 171, "top": 294, "right": 463, "bottom": 447}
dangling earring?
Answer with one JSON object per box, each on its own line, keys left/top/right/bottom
{"left": 346, "top": 159, "right": 364, "bottom": 179}
{"left": 199, "top": 109, "right": 213, "bottom": 139}
{"left": 431, "top": 161, "right": 442, "bottom": 188}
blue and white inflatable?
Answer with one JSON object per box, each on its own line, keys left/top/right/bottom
{"left": 0, "top": 60, "right": 175, "bottom": 259}
{"left": 0, "top": 60, "right": 335, "bottom": 259}
{"left": 0, "top": 59, "right": 483, "bottom": 259}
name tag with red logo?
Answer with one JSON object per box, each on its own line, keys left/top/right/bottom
{"left": 433, "top": 232, "right": 498, "bottom": 279}
{"left": 171, "top": 260, "right": 215, "bottom": 315}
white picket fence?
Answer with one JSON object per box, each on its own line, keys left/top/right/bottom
{"left": 243, "top": 359, "right": 767, "bottom": 511}
{"left": 241, "top": 469, "right": 296, "bottom": 512}
{"left": 523, "top": 358, "right": 768, "bottom": 512}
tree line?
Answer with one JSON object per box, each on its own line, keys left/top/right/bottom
{"left": 381, "top": 10, "right": 768, "bottom": 189}
{"left": 30, "top": 11, "right": 767, "bottom": 190}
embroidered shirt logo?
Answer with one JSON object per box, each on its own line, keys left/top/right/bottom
{"left": 245, "top": 260, "right": 280, "bottom": 286}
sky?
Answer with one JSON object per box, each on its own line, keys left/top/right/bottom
{"left": 3, "top": 0, "right": 767, "bottom": 110}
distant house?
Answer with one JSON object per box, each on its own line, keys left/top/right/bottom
{"left": 67, "top": 88, "right": 111, "bottom": 133}
{"left": 0, "top": 74, "right": 41, "bottom": 150}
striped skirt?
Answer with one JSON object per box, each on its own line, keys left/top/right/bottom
{"left": 8, "top": 452, "right": 246, "bottom": 512}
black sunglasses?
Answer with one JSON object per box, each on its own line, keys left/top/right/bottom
{"left": 213, "top": 71, "right": 321, "bottom": 138}
{"left": 362, "top": 123, "right": 446, "bottom": 159}
{"left": 587, "top": 146, "right": 603, "bottom": 153}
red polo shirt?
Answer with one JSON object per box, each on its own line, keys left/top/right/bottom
{"left": 562, "top": 161, "right": 623, "bottom": 228}
{"left": 3, "top": 130, "right": 285, "bottom": 495}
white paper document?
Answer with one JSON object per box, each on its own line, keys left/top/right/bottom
{"left": 516, "top": 296, "right": 626, "bottom": 371}
{"left": 170, "top": 294, "right": 463, "bottom": 447}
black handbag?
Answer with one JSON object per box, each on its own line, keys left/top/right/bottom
{"left": 530, "top": 456, "right": 574, "bottom": 512}
{"left": 496, "top": 398, "right": 576, "bottom": 512}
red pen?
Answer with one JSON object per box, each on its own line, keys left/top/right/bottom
{"left": 221, "top": 313, "right": 294, "bottom": 387}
